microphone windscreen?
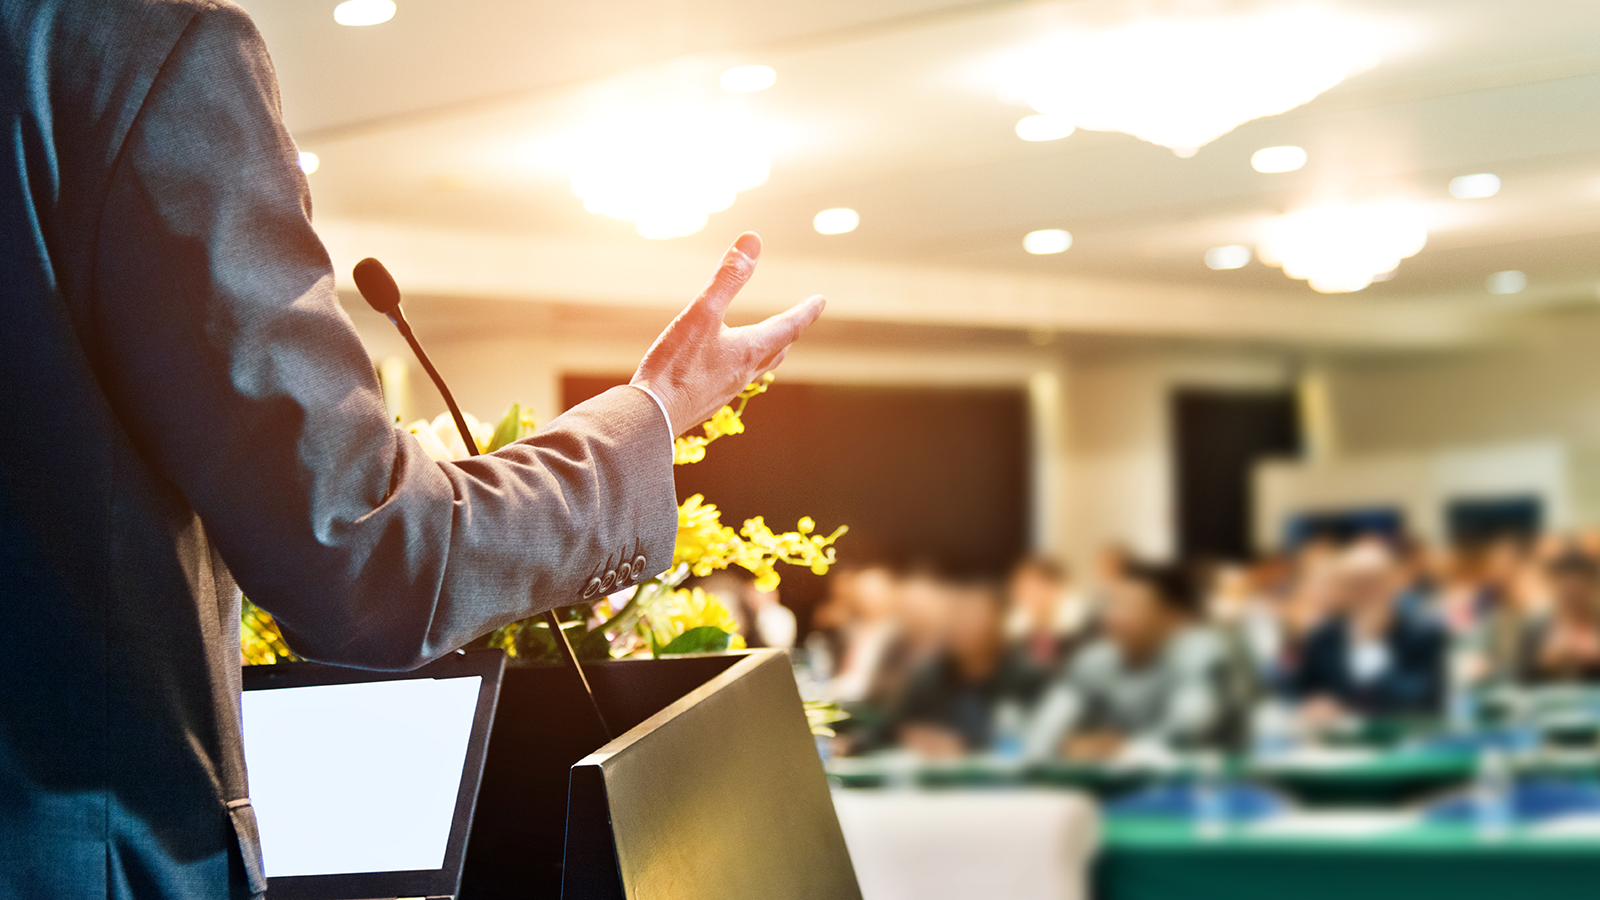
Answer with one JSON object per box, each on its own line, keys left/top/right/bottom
{"left": 352, "top": 257, "right": 402, "bottom": 315}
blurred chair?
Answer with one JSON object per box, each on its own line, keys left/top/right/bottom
{"left": 830, "top": 789, "right": 1100, "bottom": 900}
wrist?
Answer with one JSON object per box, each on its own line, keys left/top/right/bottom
{"left": 627, "top": 382, "right": 675, "bottom": 438}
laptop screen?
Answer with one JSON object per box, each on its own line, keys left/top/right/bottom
{"left": 241, "top": 650, "right": 504, "bottom": 900}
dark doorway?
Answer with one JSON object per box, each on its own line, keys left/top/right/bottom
{"left": 563, "top": 376, "right": 1031, "bottom": 633}
{"left": 1171, "top": 389, "right": 1301, "bottom": 562}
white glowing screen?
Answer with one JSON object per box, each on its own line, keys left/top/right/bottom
{"left": 242, "top": 676, "right": 482, "bottom": 878}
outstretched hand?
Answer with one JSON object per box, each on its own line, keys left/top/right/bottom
{"left": 631, "top": 232, "right": 825, "bottom": 436}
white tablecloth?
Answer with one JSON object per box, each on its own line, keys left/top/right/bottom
{"left": 829, "top": 789, "right": 1101, "bottom": 900}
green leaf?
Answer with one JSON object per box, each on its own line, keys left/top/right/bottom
{"left": 486, "top": 403, "right": 537, "bottom": 452}
{"left": 656, "top": 626, "right": 733, "bottom": 657}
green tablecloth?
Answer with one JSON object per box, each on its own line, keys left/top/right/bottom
{"left": 1098, "top": 819, "right": 1600, "bottom": 900}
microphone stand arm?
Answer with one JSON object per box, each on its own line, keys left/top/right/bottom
{"left": 389, "top": 307, "right": 615, "bottom": 742}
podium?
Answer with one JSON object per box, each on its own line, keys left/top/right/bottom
{"left": 459, "top": 649, "right": 861, "bottom": 900}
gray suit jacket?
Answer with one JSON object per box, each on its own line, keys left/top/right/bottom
{"left": 0, "top": 2, "right": 677, "bottom": 897}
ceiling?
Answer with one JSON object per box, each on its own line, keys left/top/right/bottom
{"left": 236, "top": 0, "right": 1600, "bottom": 350}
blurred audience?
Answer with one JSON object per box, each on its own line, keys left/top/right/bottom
{"left": 806, "top": 524, "right": 1600, "bottom": 765}
{"left": 855, "top": 581, "right": 1044, "bottom": 758}
{"left": 1286, "top": 541, "right": 1447, "bottom": 726}
{"left": 696, "top": 569, "right": 798, "bottom": 650}
{"left": 1518, "top": 551, "right": 1600, "bottom": 685}
{"left": 1023, "top": 563, "right": 1231, "bottom": 762}
{"left": 1004, "top": 555, "right": 1091, "bottom": 676}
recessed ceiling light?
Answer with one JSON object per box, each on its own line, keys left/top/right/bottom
{"left": 297, "top": 151, "right": 320, "bottom": 174}
{"left": 1251, "top": 146, "right": 1307, "bottom": 173}
{"left": 720, "top": 65, "right": 776, "bottom": 93}
{"left": 1024, "top": 229, "right": 1072, "bottom": 255}
{"left": 1015, "top": 115, "right": 1075, "bottom": 142}
{"left": 1486, "top": 270, "right": 1526, "bottom": 294}
{"left": 334, "top": 0, "right": 395, "bottom": 26}
{"left": 1205, "top": 245, "right": 1251, "bottom": 270}
{"left": 813, "top": 208, "right": 859, "bottom": 235}
{"left": 1449, "top": 173, "right": 1501, "bottom": 199}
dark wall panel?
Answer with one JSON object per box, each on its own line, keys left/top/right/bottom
{"left": 563, "top": 376, "right": 1030, "bottom": 629}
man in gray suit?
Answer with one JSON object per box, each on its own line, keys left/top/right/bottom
{"left": 0, "top": 1, "right": 825, "bottom": 897}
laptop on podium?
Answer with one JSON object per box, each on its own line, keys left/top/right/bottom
{"left": 241, "top": 649, "right": 505, "bottom": 900}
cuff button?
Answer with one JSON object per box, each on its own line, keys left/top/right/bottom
{"left": 581, "top": 577, "right": 602, "bottom": 599}
{"left": 633, "top": 554, "right": 648, "bottom": 574}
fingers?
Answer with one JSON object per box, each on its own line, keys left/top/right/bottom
{"left": 694, "top": 232, "right": 763, "bottom": 321}
{"left": 740, "top": 294, "right": 826, "bottom": 358}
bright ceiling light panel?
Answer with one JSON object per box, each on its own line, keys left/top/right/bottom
{"left": 1251, "top": 146, "right": 1307, "bottom": 173}
{"left": 1205, "top": 245, "right": 1251, "bottom": 270}
{"left": 1257, "top": 203, "right": 1427, "bottom": 293}
{"left": 333, "top": 0, "right": 395, "bottom": 27}
{"left": 1486, "top": 270, "right": 1526, "bottom": 294}
{"left": 720, "top": 65, "right": 776, "bottom": 93}
{"left": 1015, "top": 115, "right": 1076, "bottom": 142}
{"left": 1024, "top": 229, "right": 1072, "bottom": 255}
{"left": 998, "top": 6, "right": 1390, "bottom": 156}
{"left": 813, "top": 208, "right": 859, "bottom": 235}
{"left": 296, "top": 151, "right": 320, "bottom": 174}
{"left": 1450, "top": 173, "right": 1501, "bottom": 199}
{"left": 568, "top": 108, "right": 771, "bottom": 240}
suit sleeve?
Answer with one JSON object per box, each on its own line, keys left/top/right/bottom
{"left": 89, "top": 2, "right": 677, "bottom": 670}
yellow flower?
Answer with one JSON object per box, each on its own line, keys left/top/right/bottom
{"left": 670, "top": 374, "right": 775, "bottom": 467}
{"left": 669, "top": 495, "right": 845, "bottom": 592}
{"left": 646, "top": 587, "right": 748, "bottom": 652}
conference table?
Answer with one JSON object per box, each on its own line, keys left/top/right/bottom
{"left": 825, "top": 745, "right": 1600, "bottom": 900}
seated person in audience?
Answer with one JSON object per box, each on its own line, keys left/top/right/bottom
{"left": 1288, "top": 541, "right": 1447, "bottom": 726}
{"left": 1024, "top": 563, "right": 1230, "bottom": 762}
{"left": 1519, "top": 551, "right": 1600, "bottom": 685}
{"left": 858, "top": 581, "right": 1043, "bottom": 758}
{"left": 826, "top": 564, "right": 905, "bottom": 704}
{"left": 1005, "top": 555, "right": 1091, "bottom": 676}
{"left": 696, "top": 569, "right": 799, "bottom": 649}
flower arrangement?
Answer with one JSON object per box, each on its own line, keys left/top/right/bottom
{"left": 241, "top": 376, "right": 846, "bottom": 667}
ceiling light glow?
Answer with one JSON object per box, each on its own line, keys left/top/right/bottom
{"left": 1205, "top": 245, "right": 1251, "bottom": 270}
{"left": 568, "top": 108, "right": 771, "bottom": 240}
{"left": 333, "top": 0, "right": 395, "bottom": 27}
{"left": 1024, "top": 229, "right": 1072, "bottom": 255}
{"left": 1015, "top": 115, "right": 1076, "bottom": 142}
{"left": 1486, "top": 270, "right": 1526, "bottom": 295}
{"left": 297, "top": 151, "right": 320, "bottom": 174}
{"left": 1251, "top": 145, "right": 1307, "bottom": 173}
{"left": 1449, "top": 173, "right": 1501, "bottom": 200}
{"left": 813, "top": 208, "right": 859, "bottom": 235}
{"left": 720, "top": 65, "right": 777, "bottom": 93}
{"left": 997, "top": 7, "right": 1391, "bottom": 155}
{"left": 1257, "top": 203, "right": 1427, "bottom": 293}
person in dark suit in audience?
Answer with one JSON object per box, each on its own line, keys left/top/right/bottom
{"left": 1288, "top": 542, "right": 1448, "bottom": 726}
{"left": 0, "top": 3, "right": 824, "bottom": 897}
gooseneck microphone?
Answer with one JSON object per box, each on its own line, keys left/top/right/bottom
{"left": 354, "top": 257, "right": 614, "bottom": 741}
